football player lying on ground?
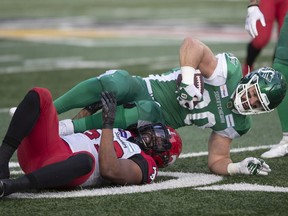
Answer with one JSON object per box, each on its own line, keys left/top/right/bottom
{"left": 0, "top": 89, "right": 182, "bottom": 198}
{"left": 10, "top": 37, "right": 288, "bottom": 176}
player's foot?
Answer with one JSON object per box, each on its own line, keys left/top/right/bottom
{"left": 261, "top": 136, "right": 288, "bottom": 158}
{"left": 0, "top": 179, "right": 10, "bottom": 198}
{"left": 8, "top": 107, "right": 17, "bottom": 117}
{"left": 59, "top": 119, "right": 74, "bottom": 136}
{"left": 0, "top": 180, "right": 5, "bottom": 197}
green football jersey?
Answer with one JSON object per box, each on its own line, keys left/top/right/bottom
{"left": 146, "top": 53, "right": 252, "bottom": 139}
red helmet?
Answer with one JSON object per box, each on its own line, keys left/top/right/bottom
{"left": 135, "top": 123, "right": 182, "bottom": 168}
{"left": 151, "top": 126, "right": 182, "bottom": 168}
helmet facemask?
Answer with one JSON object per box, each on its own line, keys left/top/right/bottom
{"left": 134, "top": 123, "right": 182, "bottom": 168}
{"left": 234, "top": 74, "right": 271, "bottom": 115}
{"left": 136, "top": 123, "right": 172, "bottom": 153}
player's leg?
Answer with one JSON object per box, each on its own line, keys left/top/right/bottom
{"left": 0, "top": 89, "right": 41, "bottom": 179}
{"left": 0, "top": 153, "right": 94, "bottom": 197}
{"left": 58, "top": 104, "right": 135, "bottom": 135}
{"left": 16, "top": 87, "right": 69, "bottom": 174}
{"left": 54, "top": 76, "right": 103, "bottom": 114}
{"left": 261, "top": 13, "right": 288, "bottom": 158}
{"left": 61, "top": 100, "right": 163, "bottom": 134}
{"left": 242, "top": 0, "right": 275, "bottom": 76}
{"left": 54, "top": 70, "right": 147, "bottom": 114}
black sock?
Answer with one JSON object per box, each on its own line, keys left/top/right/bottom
{"left": 0, "top": 90, "right": 40, "bottom": 179}
{"left": 3, "top": 90, "right": 40, "bottom": 148}
{"left": 26, "top": 153, "right": 93, "bottom": 189}
{"left": 1, "top": 154, "right": 93, "bottom": 196}
{"left": 0, "top": 143, "right": 16, "bottom": 179}
{"left": 0, "top": 143, "right": 16, "bottom": 164}
{"left": 246, "top": 42, "right": 261, "bottom": 66}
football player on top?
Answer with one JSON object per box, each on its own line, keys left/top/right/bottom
{"left": 10, "top": 37, "right": 288, "bottom": 177}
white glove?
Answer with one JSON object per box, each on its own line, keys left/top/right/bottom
{"left": 245, "top": 6, "right": 266, "bottom": 38}
{"left": 176, "top": 83, "right": 202, "bottom": 110}
{"left": 228, "top": 157, "right": 271, "bottom": 176}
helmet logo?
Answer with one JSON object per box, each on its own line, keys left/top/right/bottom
{"left": 258, "top": 68, "right": 275, "bottom": 82}
{"left": 226, "top": 53, "right": 238, "bottom": 66}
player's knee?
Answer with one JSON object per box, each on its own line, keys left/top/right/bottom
{"left": 100, "top": 70, "right": 133, "bottom": 97}
{"left": 31, "top": 87, "right": 52, "bottom": 104}
{"left": 100, "top": 69, "right": 130, "bottom": 81}
{"left": 73, "top": 153, "right": 94, "bottom": 174}
{"left": 25, "top": 89, "right": 41, "bottom": 105}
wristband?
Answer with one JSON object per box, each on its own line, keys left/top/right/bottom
{"left": 181, "top": 66, "right": 199, "bottom": 85}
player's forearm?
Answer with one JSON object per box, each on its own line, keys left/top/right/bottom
{"left": 99, "top": 129, "right": 121, "bottom": 179}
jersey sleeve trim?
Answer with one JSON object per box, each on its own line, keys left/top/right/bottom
{"left": 129, "top": 154, "right": 149, "bottom": 184}
{"left": 203, "top": 53, "right": 228, "bottom": 86}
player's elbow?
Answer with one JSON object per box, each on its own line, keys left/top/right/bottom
{"left": 99, "top": 164, "right": 120, "bottom": 181}
{"left": 181, "top": 37, "right": 202, "bottom": 50}
{"left": 180, "top": 37, "right": 205, "bottom": 58}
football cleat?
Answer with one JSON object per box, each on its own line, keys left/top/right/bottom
{"left": 0, "top": 181, "right": 4, "bottom": 198}
{"left": 261, "top": 136, "right": 288, "bottom": 158}
{"left": 59, "top": 119, "right": 74, "bottom": 136}
{"left": 0, "top": 179, "right": 9, "bottom": 198}
{"left": 0, "top": 179, "right": 15, "bottom": 198}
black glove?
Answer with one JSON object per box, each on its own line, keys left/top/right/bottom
{"left": 101, "top": 91, "right": 117, "bottom": 129}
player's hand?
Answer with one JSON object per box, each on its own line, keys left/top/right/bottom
{"left": 176, "top": 83, "right": 202, "bottom": 110}
{"left": 101, "top": 91, "right": 117, "bottom": 129}
{"left": 245, "top": 6, "right": 266, "bottom": 38}
{"left": 239, "top": 157, "right": 271, "bottom": 175}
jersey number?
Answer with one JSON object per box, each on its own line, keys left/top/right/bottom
{"left": 184, "top": 90, "right": 216, "bottom": 128}
{"left": 84, "top": 129, "right": 124, "bottom": 158}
